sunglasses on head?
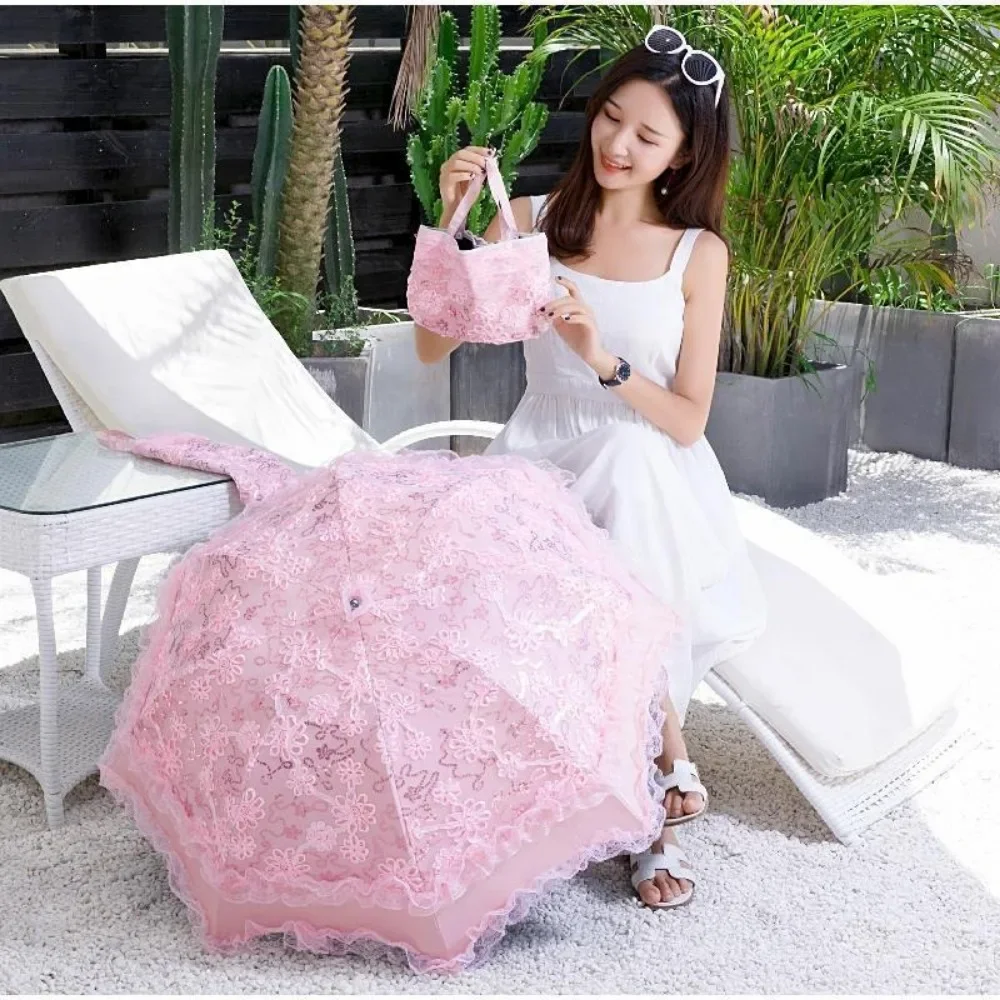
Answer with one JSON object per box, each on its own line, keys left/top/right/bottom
{"left": 644, "top": 25, "right": 725, "bottom": 109}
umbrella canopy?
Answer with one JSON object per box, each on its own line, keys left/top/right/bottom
{"left": 99, "top": 435, "right": 677, "bottom": 973}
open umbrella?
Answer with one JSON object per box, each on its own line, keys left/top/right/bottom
{"left": 98, "top": 432, "right": 677, "bottom": 973}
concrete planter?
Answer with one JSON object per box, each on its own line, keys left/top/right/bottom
{"left": 948, "top": 314, "right": 1000, "bottom": 470}
{"left": 450, "top": 343, "right": 526, "bottom": 456}
{"left": 807, "top": 300, "right": 958, "bottom": 462}
{"left": 705, "top": 363, "right": 855, "bottom": 508}
{"left": 303, "top": 321, "right": 450, "bottom": 449}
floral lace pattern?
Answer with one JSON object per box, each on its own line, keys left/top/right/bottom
{"left": 407, "top": 228, "right": 553, "bottom": 344}
{"left": 98, "top": 434, "right": 678, "bottom": 972}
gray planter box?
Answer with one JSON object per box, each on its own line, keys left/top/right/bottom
{"left": 705, "top": 363, "right": 855, "bottom": 508}
{"left": 302, "top": 352, "right": 369, "bottom": 427}
{"left": 450, "top": 342, "right": 526, "bottom": 456}
{"left": 304, "top": 321, "right": 450, "bottom": 450}
{"left": 805, "top": 300, "right": 872, "bottom": 447}
{"left": 807, "top": 301, "right": 957, "bottom": 462}
{"left": 948, "top": 315, "right": 1000, "bottom": 470}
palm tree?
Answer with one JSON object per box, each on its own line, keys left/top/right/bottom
{"left": 526, "top": 4, "right": 1000, "bottom": 376}
{"left": 276, "top": 5, "right": 355, "bottom": 354}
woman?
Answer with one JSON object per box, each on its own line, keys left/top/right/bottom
{"left": 415, "top": 29, "right": 766, "bottom": 909}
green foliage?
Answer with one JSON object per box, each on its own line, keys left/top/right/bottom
{"left": 167, "top": 5, "right": 224, "bottom": 254}
{"left": 209, "top": 202, "right": 312, "bottom": 345}
{"left": 527, "top": 4, "right": 1000, "bottom": 377}
{"left": 407, "top": 7, "right": 550, "bottom": 234}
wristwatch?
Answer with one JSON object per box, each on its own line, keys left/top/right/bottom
{"left": 598, "top": 356, "right": 631, "bottom": 388}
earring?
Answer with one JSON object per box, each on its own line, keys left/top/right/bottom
{"left": 660, "top": 183, "right": 669, "bottom": 196}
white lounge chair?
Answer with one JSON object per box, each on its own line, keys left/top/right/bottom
{"left": 1, "top": 250, "right": 979, "bottom": 845}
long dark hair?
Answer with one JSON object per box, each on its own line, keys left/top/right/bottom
{"left": 540, "top": 43, "right": 731, "bottom": 261}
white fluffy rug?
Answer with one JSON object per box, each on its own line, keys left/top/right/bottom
{"left": 1, "top": 450, "right": 998, "bottom": 994}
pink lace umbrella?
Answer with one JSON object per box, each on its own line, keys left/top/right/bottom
{"left": 98, "top": 432, "right": 677, "bottom": 973}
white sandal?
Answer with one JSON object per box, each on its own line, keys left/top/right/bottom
{"left": 657, "top": 759, "right": 708, "bottom": 827}
{"left": 629, "top": 844, "right": 697, "bottom": 909}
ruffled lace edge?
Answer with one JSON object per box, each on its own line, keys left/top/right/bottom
{"left": 100, "top": 656, "right": 670, "bottom": 976}
{"left": 99, "top": 556, "right": 672, "bottom": 974}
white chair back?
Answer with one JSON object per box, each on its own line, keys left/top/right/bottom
{"left": 1, "top": 250, "right": 377, "bottom": 468}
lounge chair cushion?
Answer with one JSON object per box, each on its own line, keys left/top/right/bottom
{"left": 715, "top": 499, "right": 963, "bottom": 777}
{"left": 1, "top": 250, "right": 377, "bottom": 468}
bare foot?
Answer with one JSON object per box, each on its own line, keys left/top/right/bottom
{"left": 659, "top": 730, "right": 706, "bottom": 823}
{"left": 661, "top": 765, "right": 706, "bottom": 822}
{"left": 632, "top": 826, "right": 693, "bottom": 907}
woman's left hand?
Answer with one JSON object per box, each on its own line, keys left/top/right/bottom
{"left": 543, "top": 276, "right": 606, "bottom": 370}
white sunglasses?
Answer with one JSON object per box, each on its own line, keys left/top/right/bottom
{"left": 644, "top": 25, "right": 726, "bottom": 109}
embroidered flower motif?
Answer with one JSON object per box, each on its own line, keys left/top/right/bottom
{"left": 306, "top": 821, "right": 338, "bottom": 852}
{"left": 330, "top": 792, "right": 377, "bottom": 834}
{"left": 228, "top": 788, "right": 266, "bottom": 831}
{"left": 287, "top": 767, "right": 317, "bottom": 797}
{"left": 335, "top": 759, "right": 364, "bottom": 790}
{"left": 340, "top": 834, "right": 370, "bottom": 865}
{"left": 264, "top": 848, "right": 309, "bottom": 879}
{"left": 444, "top": 717, "right": 498, "bottom": 763}
{"left": 445, "top": 799, "right": 492, "bottom": 838}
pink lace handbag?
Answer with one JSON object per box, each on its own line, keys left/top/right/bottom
{"left": 406, "top": 153, "right": 551, "bottom": 344}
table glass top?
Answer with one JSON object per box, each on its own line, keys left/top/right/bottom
{"left": 0, "top": 432, "right": 231, "bottom": 515}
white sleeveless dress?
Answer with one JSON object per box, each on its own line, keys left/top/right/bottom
{"left": 485, "top": 194, "right": 767, "bottom": 723}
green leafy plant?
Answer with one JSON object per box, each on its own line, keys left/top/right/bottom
{"left": 527, "top": 4, "right": 1000, "bottom": 377}
{"left": 406, "top": 6, "right": 550, "bottom": 233}
{"left": 166, "top": 5, "right": 224, "bottom": 253}
{"left": 210, "top": 202, "right": 312, "bottom": 342}
{"left": 857, "top": 269, "right": 964, "bottom": 312}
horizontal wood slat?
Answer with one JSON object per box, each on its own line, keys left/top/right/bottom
{"left": 0, "top": 113, "right": 583, "bottom": 196}
{"left": 0, "top": 420, "right": 71, "bottom": 444}
{"left": 0, "top": 6, "right": 535, "bottom": 45}
{"left": 0, "top": 49, "right": 594, "bottom": 120}
{"left": 0, "top": 347, "right": 58, "bottom": 413}
{"left": 0, "top": 184, "right": 413, "bottom": 271}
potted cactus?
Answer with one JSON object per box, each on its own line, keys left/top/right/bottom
{"left": 404, "top": 6, "right": 550, "bottom": 451}
{"left": 242, "top": 6, "right": 443, "bottom": 444}
{"left": 166, "top": 5, "right": 223, "bottom": 253}
{"left": 406, "top": 7, "right": 548, "bottom": 232}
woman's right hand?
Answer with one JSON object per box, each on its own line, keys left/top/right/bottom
{"left": 439, "top": 146, "right": 492, "bottom": 219}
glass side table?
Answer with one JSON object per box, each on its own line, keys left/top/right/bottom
{"left": 0, "top": 431, "right": 240, "bottom": 828}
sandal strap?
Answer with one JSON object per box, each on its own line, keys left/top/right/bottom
{"left": 656, "top": 759, "right": 708, "bottom": 801}
{"left": 629, "top": 845, "right": 697, "bottom": 889}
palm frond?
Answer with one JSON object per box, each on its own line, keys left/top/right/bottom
{"left": 389, "top": 5, "right": 441, "bottom": 130}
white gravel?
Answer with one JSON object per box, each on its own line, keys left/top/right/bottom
{"left": 0, "top": 448, "right": 997, "bottom": 994}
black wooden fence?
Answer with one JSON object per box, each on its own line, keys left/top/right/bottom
{"left": 0, "top": 5, "right": 594, "bottom": 442}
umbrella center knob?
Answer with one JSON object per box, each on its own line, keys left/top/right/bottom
{"left": 349, "top": 597, "right": 361, "bottom": 610}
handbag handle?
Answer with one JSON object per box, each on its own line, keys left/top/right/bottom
{"left": 445, "top": 152, "right": 519, "bottom": 241}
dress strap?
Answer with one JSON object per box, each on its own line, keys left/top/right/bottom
{"left": 668, "top": 228, "right": 704, "bottom": 279}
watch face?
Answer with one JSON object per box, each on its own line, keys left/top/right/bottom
{"left": 617, "top": 360, "right": 631, "bottom": 381}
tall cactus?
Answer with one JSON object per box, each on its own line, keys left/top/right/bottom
{"left": 406, "top": 7, "right": 549, "bottom": 235}
{"left": 275, "top": 5, "right": 355, "bottom": 354}
{"left": 324, "top": 145, "right": 359, "bottom": 326}
{"left": 166, "top": 5, "right": 224, "bottom": 253}
{"left": 250, "top": 64, "right": 293, "bottom": 279}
